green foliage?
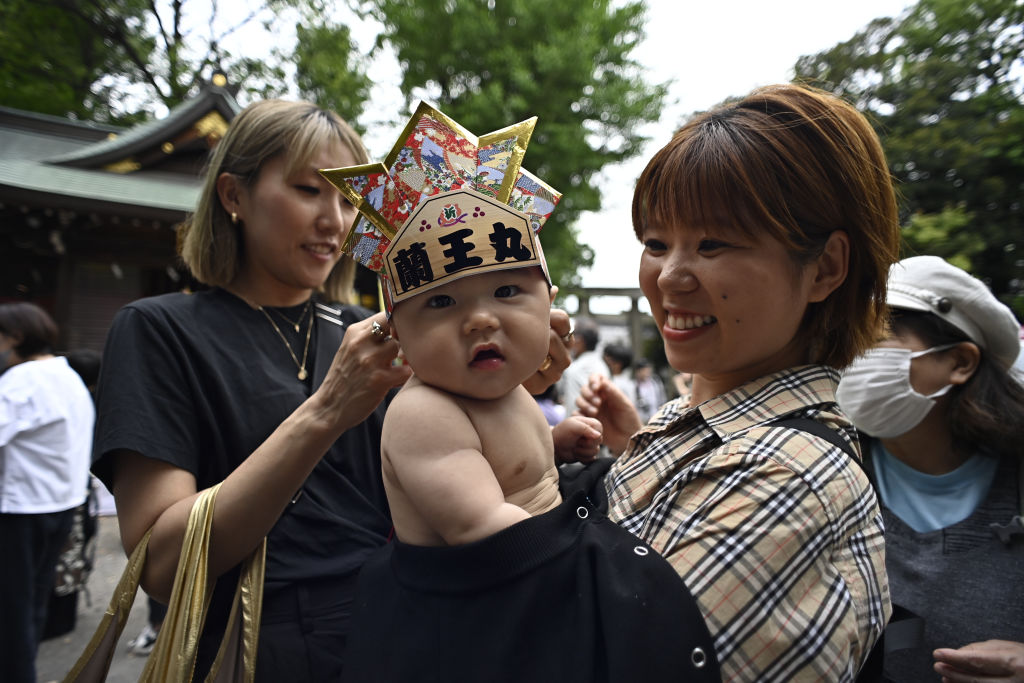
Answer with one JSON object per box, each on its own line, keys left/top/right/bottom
{"left": 0, "top": 0, "right": 154, "bottom": 124}
{"left": 902, "top": 206, "right": 985, "bottom": 272}
{"left": 291, "top": 23, "right": 373, "bottom": 134}
{"left": 794, "top": 0, "right": 1024, "bottom": 317}
{"left": 352, "top": 0, "right": 668, "bottom": 288}
{"left": 0, "top": 0, "right": 362, "bottom": 125}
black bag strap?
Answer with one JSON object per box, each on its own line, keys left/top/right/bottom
{"left": 772, "top": 416, "right": 859, "bottom": 463}
{"left": 772, "top": 416, "right": 925, "bottom": 682}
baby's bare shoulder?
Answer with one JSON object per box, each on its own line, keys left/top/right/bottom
{"left": 383, "top": 380, "right": 479, "bottom": 455}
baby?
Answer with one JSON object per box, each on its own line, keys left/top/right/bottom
{"left": 323, "top": 104, "right": 717, "bottom": 683}
{"left": 384, "top": 265, "right": 600, "bottom": 546}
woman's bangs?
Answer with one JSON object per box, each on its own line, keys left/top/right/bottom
{"left": 284, "top": 111, "right": 341, "bottom": 178}
{"left": 634, "top": 136, "right": 762, "bottom": 239}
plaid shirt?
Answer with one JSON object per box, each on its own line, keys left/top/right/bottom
{"left": 606, "top": 365, "right": 890, "bottom": 682}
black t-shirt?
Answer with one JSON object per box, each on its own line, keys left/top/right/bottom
{"left": 92, "top": 288, "right": 393, "bottom": 587}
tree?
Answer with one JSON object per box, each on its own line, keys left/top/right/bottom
{"left": 794, "top": 0, "right": 1024, "bottom": 316}
{"left": 351, "top": 0, "right": 668, "bottom": 288}
{"left": 0, "top": 0, "right": 153, "bottom": 123}
{"left": 291, "top": 21, "right": 373, "bottom": 134}
{"left": 0, "top": 0, "right": 370, "bottom": 126}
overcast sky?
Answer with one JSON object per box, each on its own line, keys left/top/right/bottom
{"left": 576, "top": 0, "right": 916, "bottom": 301}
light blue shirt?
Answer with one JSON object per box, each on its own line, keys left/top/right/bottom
{"left": 871, "top": 440, "right": 999, "bottom": 533}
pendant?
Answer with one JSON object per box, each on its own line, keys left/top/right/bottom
{"left": 297, "top": 368, "right": 308, "bottom": 380}
{"left": 292, "top": 323, "right": 300, "bottom": 333}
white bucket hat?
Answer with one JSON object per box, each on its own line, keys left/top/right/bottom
{"left": 887, "top": 255, "right": 1021, "bottom": 369}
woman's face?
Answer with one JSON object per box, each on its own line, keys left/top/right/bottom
{"left": 638, "top": 220, "right": 824, "bottom": 400}
{"left": 877, "top": 326, "right": 961, "bottom": 397}
{"left": 230, "top": 140, "right": 358, "bottom": 305}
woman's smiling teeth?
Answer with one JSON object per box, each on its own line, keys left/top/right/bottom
{"left": 667, "top": 313, "right": 717, "bottom": 330}
{"left": 305, "top": 243, "right": 336, "bottom": 255}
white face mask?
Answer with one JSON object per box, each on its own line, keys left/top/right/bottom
{"left": 836, "top": 345, "right": 957, "bottom": 438}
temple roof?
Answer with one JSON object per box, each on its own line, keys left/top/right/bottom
{"left": 0, "top": 84, "right": 240, "bottom": 219}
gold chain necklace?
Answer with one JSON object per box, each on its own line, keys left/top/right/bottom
{"left": 257, "top": 300, "right": 313, "bottom": 380}
{"left": 266, "top": 302, "right": 309, "bottom": 333}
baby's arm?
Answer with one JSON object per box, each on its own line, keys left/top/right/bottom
{"left": 384, "top": 386, "right": 530, "bottom": 545}
{"left": 552, "top": 415, "right": 603, "bottom": 463}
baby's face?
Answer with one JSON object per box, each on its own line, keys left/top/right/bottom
{"left": 391, "top": 267, "right": 554, "bottom": 400}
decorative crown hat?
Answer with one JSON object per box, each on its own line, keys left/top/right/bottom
{"left": 320, "top": 102, "right": 561, "bottom": 310}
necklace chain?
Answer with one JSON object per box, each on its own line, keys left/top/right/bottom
{"left": 257, "top": 300, "right": 313, "bottom": 381}
{"left": 266, "top": 303, "right": 308, "bottom": 333}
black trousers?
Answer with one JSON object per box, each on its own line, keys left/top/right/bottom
{"left": 0, "top": 508, "right": 74, "bottom": 683}
{"left": 251, "top": 572, "right": 360, "bottom": 683}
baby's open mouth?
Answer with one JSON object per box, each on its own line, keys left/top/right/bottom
{"left": 473, "top": 348, "right": 504, "bottom": 362}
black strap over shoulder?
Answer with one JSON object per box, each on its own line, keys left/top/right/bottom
{"left": 771, "top": 415, "right": 924, "bottom": 683}
{"left": 772, "top": 416, "right": 858, "bottom": 460}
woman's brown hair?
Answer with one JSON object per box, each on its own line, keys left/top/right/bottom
{"left": 178, "top": 100, "right": 369, "bottom": 303}
{"left": 632, "top": 83, "right": 901, "bottom": 368}
{"left": 0, "top": 302, "right": 58, "bottom": 357}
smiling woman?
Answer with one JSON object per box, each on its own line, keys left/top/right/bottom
{"left": 577, "top": 83, "right": 901, "bottom": 681}
{"left": 90, "top": 99, "right": 413, "bottom": 680}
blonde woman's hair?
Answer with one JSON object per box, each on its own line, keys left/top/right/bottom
{"left": 178, "top": 100, "right": 369, "bottom": 304}
{"left": 632, "top": 83, "right": 901, "bottom": 368}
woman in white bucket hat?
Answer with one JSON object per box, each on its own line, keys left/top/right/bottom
{"left": 837, "top": 255, "right": 1024, "bottom": 683}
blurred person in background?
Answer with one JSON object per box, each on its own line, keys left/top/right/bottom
{"left": 837, "top": 255, "right": 1024, "bottom": 682}
{"left": 602, "top": 343, "right": 637, "bottom": 404}
{"left": 557, "top": 317, "right": 610, "bottom": 414}
{"left": 635, "top": 359, "right": 669, "bottom": 422}
{"left": 40, "top": 348, "right": 103, "bottom": 641}
{"left": 533, "top": 382, "right": 567, "bottom": 427}
{"left": 0, "top": 303, "right": 94, "bottom": 683}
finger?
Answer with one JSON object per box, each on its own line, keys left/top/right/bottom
{"left": 384, "top": 362, "right": 413, "bottom": 387}
{"left": 575, "top": 392, "right": 600, "bottom": 415}
{"left": 543, "top": 309, "right": 573, "bottom": 368}
{"left": 364, "top": 312, "right": 394, "bottom": 341}
{"left": 523, "top": 345, "right": 569, "bottom": 395}
{"left": 549, "top": 308, "right": 571, "bottom": 339}
{"left": 545, "top": 332, "right": 571, "bottom": 373}
{"left": 935, "top": 652, "right": 1013, "bottom": 677}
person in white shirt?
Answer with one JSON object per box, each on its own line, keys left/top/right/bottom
{"left": 635, "top": 359, "right": 668, "bottom": 422}
{"left": 558, "top": 318, "right": 610, "bottom": 414}
{"left": 602, "top": 343, "right": 637, "bottom": 405}
{"left": 0, "top": 302, "right": 94, "bottom": 683}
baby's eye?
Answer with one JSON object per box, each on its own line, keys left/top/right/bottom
{"left": 494, "top": 285, "right": 520, "bottom": 298}
{"left": 427, "top": 294, "right": 455, "bottom": 308}
{"left": 296, "top": 185, "right": 319, "bottom": 195}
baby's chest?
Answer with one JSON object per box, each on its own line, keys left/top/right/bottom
{"left": 479, "top": 426, "right": 552, "bottom": 481}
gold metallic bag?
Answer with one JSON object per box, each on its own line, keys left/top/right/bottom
{"left": 63, "top": 483, "right": 266, "bottom": 683}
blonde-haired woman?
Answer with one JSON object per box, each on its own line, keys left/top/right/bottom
{"left": 92, "top": 100, "right": 413, "bottom": 680}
